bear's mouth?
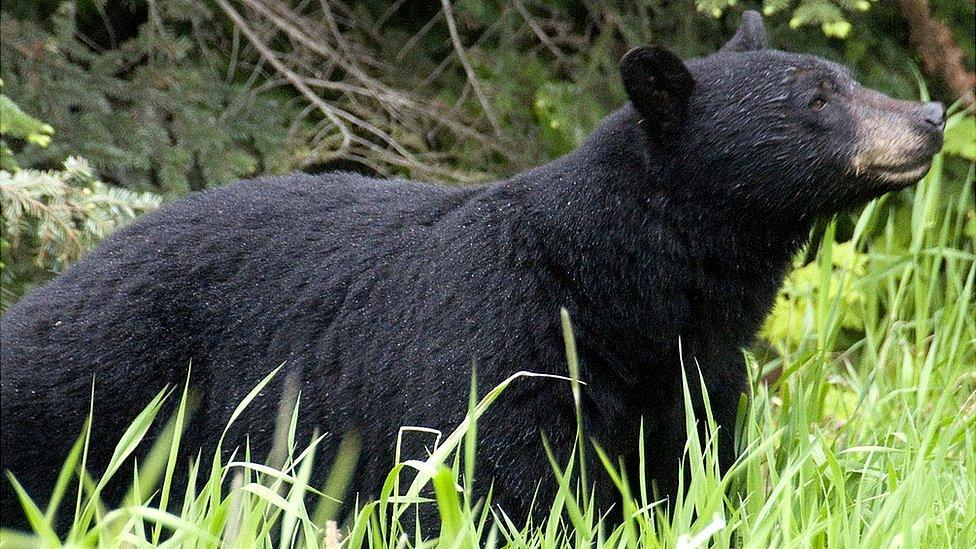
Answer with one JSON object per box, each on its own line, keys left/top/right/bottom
{"left": 861, "top": 157, "right": 933, "bottom": 186}
{"left": 852, "top": 125, "right": 942, "bottom": 188}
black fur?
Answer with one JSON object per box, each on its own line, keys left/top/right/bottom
{"left": 720, "top": 10, "right": 768, "bottom": 52}
{"left": 620, "top": 46, "right": 695, "bottom": 138}
{"left": 0, "top": 11, "right": 944, "bottom": 528}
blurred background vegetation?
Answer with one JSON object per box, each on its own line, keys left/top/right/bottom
{"left": 1, "top": 0, "right": 974, "bottom": 323}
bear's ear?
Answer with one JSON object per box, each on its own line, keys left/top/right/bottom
{"left": 720, "top": 10, "right": 768, "bottom": 52}
{"left": 619, "top": 46, "right": 694, "bottom": 139}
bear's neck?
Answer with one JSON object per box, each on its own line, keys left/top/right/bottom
{"left": 511, "top": 106, "right": 811, "bottom": 373}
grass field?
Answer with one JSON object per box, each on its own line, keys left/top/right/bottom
{"left": 1, "top": 109, "right": 974, "bottom": 548}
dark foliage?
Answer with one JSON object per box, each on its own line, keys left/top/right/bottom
{"left": 2, "top": 1, "right": 971, "bottom": 195}
{"left": 0, "top": 1, "right": 311, "bottom": 194}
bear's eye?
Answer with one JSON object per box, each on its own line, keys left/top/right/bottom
{"left": 809, "top": 97, "right": 827, "bottom": 111}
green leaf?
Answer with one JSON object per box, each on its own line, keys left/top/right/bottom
{"left": 5, "top": 473, "right": 62, "bottom": 546}
{"left": 943, "top": 114, "right": 975, "bottom": 160}
{"left": 0, "top": 95, "right": 54, "bottom": 147}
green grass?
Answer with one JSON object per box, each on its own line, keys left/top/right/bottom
{"left": 1, "top": 109, "right": 974, "bottom": 548}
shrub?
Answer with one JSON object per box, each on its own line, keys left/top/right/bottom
{"left": 0, "top": 91, "right": 161, "bottom": 310}
{"left": 0, "top": 1, "right": 311, "bottom": 194}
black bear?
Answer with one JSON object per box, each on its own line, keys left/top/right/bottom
{"left": 0, "top": 11, "right": 944, "bottom": 528}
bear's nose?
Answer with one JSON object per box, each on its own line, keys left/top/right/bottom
{"left": 921, "top": 101, "right": 946, "bottom": 130}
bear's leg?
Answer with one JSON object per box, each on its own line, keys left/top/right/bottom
{"left": 649, "top": 359, "right": 746, "bottom": 507}
{"left": 705, "top": 374, "right": 745, "bottom": 483}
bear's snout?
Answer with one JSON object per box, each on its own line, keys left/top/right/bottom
{"left": 906, "top": 101, "right": 946, "bottom": 152}
{"left": 918, "top": 101, "right": 946, "bottom": 132}
{"left": 909, "top": 100, "right": 946, "bottom": 154}
{"left": 849, "top": 92, "right": 945, "bottom": 186}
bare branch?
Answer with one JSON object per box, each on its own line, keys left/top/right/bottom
{"left": 513, "top": 0, "right": 567, "bottom": 63}
{"left": 214, "top": 0, "right": 513, "bottom": 179}
{"left": 440, "top": 0, "right": 504, "bottom": 138}
{"left": 215, "top": 0, "right": 353, "bottom": 154}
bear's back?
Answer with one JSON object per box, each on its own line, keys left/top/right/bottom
{"left": 0, "top": 171, "right": 477, "bottom": 398}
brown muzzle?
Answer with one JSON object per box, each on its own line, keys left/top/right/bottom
{"left": 850, "top": 89, "right": 945, "bottom": 185}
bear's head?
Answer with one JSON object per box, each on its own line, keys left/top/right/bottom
{"left": 619, "top": 11, "right": 945, "bottom": 221}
